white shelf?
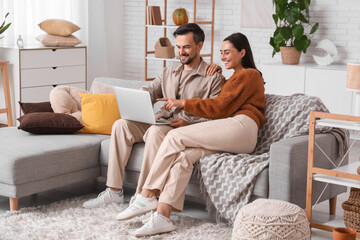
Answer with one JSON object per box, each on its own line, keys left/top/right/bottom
{"left": 146, "top": 55, "right": 179, "bottom": 62}
{"left": 314, "top": 174, "right": 360, "bottom": 188}
{"left": 146, "top": 25, "right": 179, "bottom": 29}
{"left": 313, "top": 162, "right": 360, "bottom": 188}
{"left": 316, "top": 118, "right": 360, "bottom": 131}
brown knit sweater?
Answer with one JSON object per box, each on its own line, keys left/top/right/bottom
{"left": 184, "top": 68, "right": 266, "bottom": 128}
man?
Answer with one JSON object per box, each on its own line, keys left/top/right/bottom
{"left": 82, "top": 23, "right": 225, "bottom": 210}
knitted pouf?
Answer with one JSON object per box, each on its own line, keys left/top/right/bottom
{"left": 232, "top": 199, "right": 311, "bottom": 240}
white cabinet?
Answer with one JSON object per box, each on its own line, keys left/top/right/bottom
{"left": 0, "top": 46, "right": 87, "bottom": 123}
{"left": 259, "top": 62, "right": 351, "bottom": 115}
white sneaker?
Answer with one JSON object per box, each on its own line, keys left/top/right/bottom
{"left": 116, "top": 194, "right": 157, "bottom": 221}
{"left": 82, "top": 188, "right": 124, "bottom": 209}
{"left": 134, "top": 212, "right": 176, "bottom": 237}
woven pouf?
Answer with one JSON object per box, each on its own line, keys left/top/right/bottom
{"left": 232, "top": 199, "right": 311, "bottom": 240}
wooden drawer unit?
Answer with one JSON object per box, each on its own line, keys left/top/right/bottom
{"left": 0, "top": 46, "right": 87, "bottom": 124}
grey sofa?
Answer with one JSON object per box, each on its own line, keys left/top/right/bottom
{"left": 0, "top": 77, "right": 347, "bottom": 212}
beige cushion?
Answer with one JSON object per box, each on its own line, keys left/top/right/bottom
{"left": 92, "top": 82, "right": 115, "bottom": 94}
{"left": 36, "top": 34, "right": 82, "bottom": 47}
{"left": 49, "top": 85, "right": 89, "bottom": 122}
{"left": 38, "top": 19, "right": 80, "bottom": 36}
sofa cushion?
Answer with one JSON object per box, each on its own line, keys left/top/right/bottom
{"left": 19, "top": 101, "right": 53, "bottom": 114}
{"left": 17, "top": 112, "right": 84, "bottom": 134}
{"left": 0, "top": 127, "right": 109, "bottom": 185}
{"left": 79, "top": 93, "right": 121, "bottom": 135}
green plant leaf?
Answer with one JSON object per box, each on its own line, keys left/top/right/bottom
{"left": 279, "top": 26, "right": 292, "bottom": 41}
{"left": 294, "top": 35, "right": 308, "bottom": 52}
{"left": 285, "top": 8, "right": 299, "bottom": 25}
{"left": 274, "top": 33, "right": 283, "bottom": 44}
{"left": 298, "top": 0, "right": 306, "bottom": 11}
{"left": 298, "top": 13, "right": 309, "bottom": 23}
{"left": 0, "top": 12, "right": 10, "bottom": 30}
{"left": 310, "top": 22, "right": 319, "bottom": 34}
{"left": 292, "top": 24, "right": 304, "bottom": 39}
{"left": 0, "top": 23, "right": 11, "bottom": 35}
{"left": 272, "top": 14, "right": 279, "bottom": 25}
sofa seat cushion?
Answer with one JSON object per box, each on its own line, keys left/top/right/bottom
{"left": 0, "top": 127, "right": 109, "bottom": 185}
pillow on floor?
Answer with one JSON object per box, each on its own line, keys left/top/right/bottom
{"left": 19, "top": 101, "right": 53, "bottom": 114}
{"left": 17, "top": 112, "right": 83, "bottom": 134}
{"left": 79, "top": 93, "right": 120, "bottom": 135}
{"left": 38, "top": 19, "right": 80, "bottom": 36}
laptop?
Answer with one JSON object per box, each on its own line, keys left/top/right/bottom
{"left": 114, "top": 87, "right": 171, "bottom": 125}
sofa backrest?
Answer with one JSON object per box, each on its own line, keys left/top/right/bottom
{"left": 92, "top": 77, "right": 162, "bottom": 112}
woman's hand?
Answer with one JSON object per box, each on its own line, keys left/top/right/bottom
{"left": 157, "top": 98, "right": 185, "bottom": 111}
{"left": 206, "top": 64, "right": 222, "bottom": 76}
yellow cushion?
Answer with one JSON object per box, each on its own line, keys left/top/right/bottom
{"left": 38, "top": 19, "right": 80, "bottom": 37}
{"left": 79, "top": 93, "right": 120, "bottom": 135}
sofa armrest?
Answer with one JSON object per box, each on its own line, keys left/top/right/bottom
{"left": 268, "top": 133, "right": 347, "bottom": 208}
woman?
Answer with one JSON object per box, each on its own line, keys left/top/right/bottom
{"left": 118, "top": 32, "right": 266, "bottom": 237}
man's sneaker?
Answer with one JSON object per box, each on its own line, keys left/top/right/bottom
{"left": 134, "top": 212, "right": 176, "bottom": 237}
{"left": 82, "top": 188, "right": 124, "bottom": 209}
{"left": 116, "top": 194, "right": 157, "bottom": 221}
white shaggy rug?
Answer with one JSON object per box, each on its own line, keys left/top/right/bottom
{"left": 0, "top": 195, "right": 232, "bottom": 240}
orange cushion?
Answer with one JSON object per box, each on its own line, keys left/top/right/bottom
{"left": 38, "top": 19, "right": 80, "bottom": 36}
{"left": 79, "top": 93, "right": 120, "bottom": 135}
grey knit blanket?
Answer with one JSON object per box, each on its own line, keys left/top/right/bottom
{"left": 196, "top": 94, "right": 348, "bottom": 224}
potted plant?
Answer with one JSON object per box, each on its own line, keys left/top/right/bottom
{"left": 0, "top": 12, "right": 11, "bottom": 39}
{"left": 270, "top": 0, "right": 319, "bottom": 64}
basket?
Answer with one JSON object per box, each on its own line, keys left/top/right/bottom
{"left": 342, "top": 187, "right": 360, "bottom": 231}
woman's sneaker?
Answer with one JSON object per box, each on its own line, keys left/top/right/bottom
{"left": 82, "top": 188, "right": 124, "bottom": 209}
{"left": 134, "top": 212, "right": 176, "bottom": 237}
{"left": 116, "top": 194, "right": 157, "bottom": 221}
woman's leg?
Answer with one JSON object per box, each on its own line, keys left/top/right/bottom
{"left": 142, "top": 115, "right": 258, "bottom": 195}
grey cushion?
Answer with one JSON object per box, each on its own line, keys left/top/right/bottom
{"left": 0, "top": 127, "right": 109, "bottom": 185}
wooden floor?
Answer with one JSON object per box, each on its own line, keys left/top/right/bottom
{"left": 0, "top": 140, "right": 359, "bottom": 239}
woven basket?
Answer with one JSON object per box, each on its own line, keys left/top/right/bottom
{"left": 342, "top": 188, "right": 360, "bottom": 231}
{"left": 280, "top": 47, "right": 301, "bottom": 65}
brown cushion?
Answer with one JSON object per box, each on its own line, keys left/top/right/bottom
{"left": 19, "top": 101, "right": 53, "bottom": 114}
{"left": 38, "top": 19, "right": 80, "bottom": 36}
{"left": 17, "top": 112, "right": 84, "bottom": 134}
{"left": 36, "top": 34, "right": 82, "bottom": 47}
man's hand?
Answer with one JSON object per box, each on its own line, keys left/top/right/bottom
{"left": 157, "top": 98, "right": 185, "bottom": 111}
{"left": 170, "top": 119, "right": 189, "bottom": 128}
{"left": 206, "top": 64, "right": 222, "bottom": 76}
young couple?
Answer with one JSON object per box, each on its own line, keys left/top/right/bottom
{"left": 82, "top": 23, "right": 266, "bottom": 237}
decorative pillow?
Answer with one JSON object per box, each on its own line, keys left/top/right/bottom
{"left": 38, "top": 19, "right": 80, "bottom": 37}
{"left": 79, "top": 93, "right": 120, "bottom": 135}
{"left": 92, "top": 82, "right": 115, "bottom": 94}
{"left": 17, "top": 112, "right": 83, "bottom": 134}
{"left": 19, "top": 101, "right": 53, "bottom": 114}
{"left": 36, "top": 34, "right": 82, "bottom": 47}
{"left": 50, "top": 85, "right": 89, "bottom": 122}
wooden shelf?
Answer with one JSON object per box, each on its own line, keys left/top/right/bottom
{"left": 306, "top": 111, "right": 360, "bottom": 237}
{"left": 145, "top": 0, "right": 215, "bottom": 81}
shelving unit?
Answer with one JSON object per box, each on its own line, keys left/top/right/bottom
{"left": 306, "top": 111, "right": 360, "bottom": 238}
{"left": 145, "top": 0, "right": 215, "bottom": 81}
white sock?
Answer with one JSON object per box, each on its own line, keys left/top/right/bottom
{"left": 110, "top": 188, "right": 122, "bottom": 195}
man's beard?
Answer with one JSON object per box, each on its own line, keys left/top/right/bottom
{"left": 180, "top": 52, "right": 198, "bottom": 65}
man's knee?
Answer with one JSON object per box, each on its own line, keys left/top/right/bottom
{"left": 144, "top": 125, "right": 171, "bottom": 142}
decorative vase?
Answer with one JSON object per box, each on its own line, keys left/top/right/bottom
{"left": 280, "top": 46, "right": 301, "bottom": 65}
{"left": 333, "top": 227, "right": 356, "bottom": 240}
{"left": 173, "top": 8, "right": 188, "bottom": 25}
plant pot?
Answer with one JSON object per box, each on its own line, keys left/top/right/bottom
{"left": 333, "top": 227, "right": 356, "bottom": 240}
{"left": 280, "top": 47, "right": 301, "bottom": 65}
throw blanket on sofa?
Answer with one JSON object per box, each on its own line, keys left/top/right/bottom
{"left": 196, "top": 94, "right": 348, "bottom": 224}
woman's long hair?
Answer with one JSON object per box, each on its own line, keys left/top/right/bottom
{"left": 224, "top": 33, "right": 263, "bottom": 79}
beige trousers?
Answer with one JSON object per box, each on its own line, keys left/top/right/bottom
{"left": 142, "top": 114, "right": 259, "bottom": 211}
{"left": 106, "top": 119, "right": 173, "bottom": 189}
